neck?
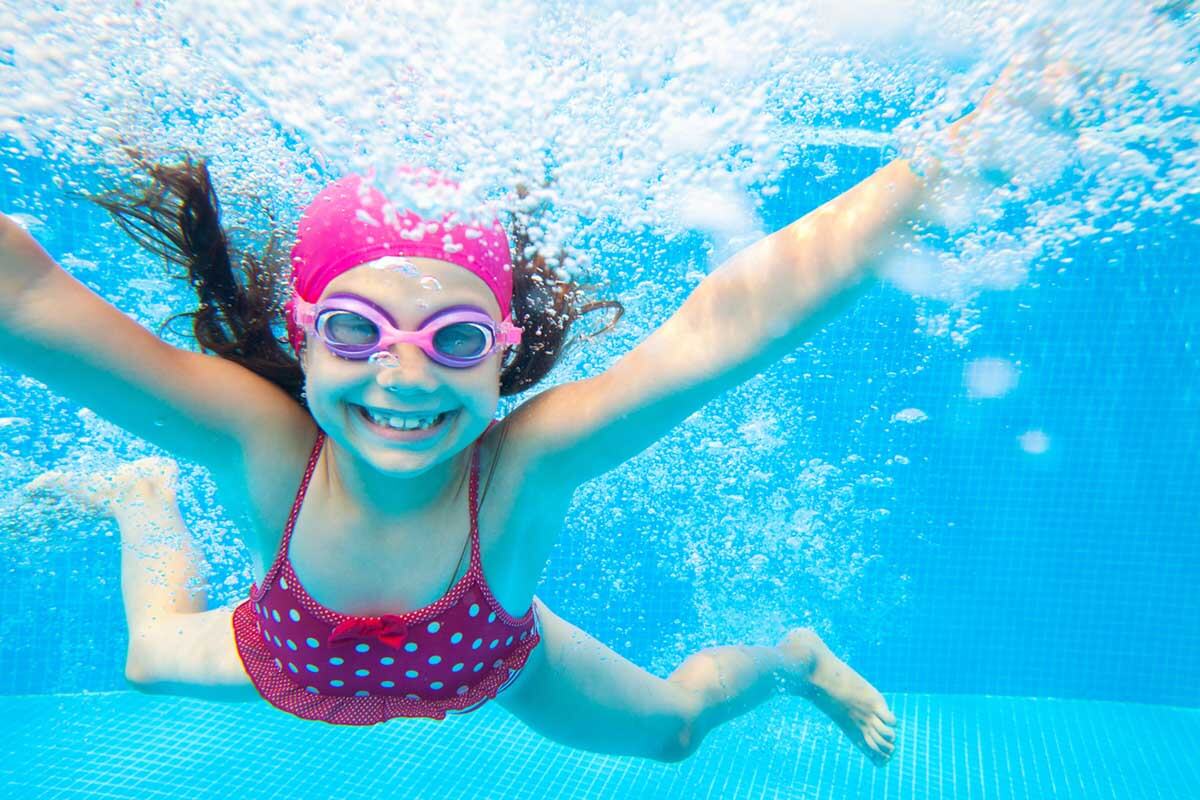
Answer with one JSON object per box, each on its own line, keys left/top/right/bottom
{"left": 324, "top": 440, "right": 472, "bottom": 524}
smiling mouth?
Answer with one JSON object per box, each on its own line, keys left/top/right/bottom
{"left": 353, "top": 405, "right": 456, "bottom": 440}
{"left": 359, "top": 406, "right": 449, "bottom": 430}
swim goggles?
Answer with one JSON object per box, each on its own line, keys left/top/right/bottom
{"left": 291, "top": 293, "right": 523, "bottom": 368}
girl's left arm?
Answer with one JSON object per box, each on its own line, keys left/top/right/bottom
{"left": 509, "top": 155, "right": 929, "bottom": 489}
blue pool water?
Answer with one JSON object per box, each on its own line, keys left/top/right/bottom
{"left": 1, "top": 3, "right": 1199, "bottom": 797}
{"left": 2, "top": 137, "right": 1196, "bottom": 799}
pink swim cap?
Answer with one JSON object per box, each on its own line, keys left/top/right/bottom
{"left": 285, "top": 173, "right": 515, "bottom": 354}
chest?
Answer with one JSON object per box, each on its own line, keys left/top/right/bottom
{"left": 275, "top": 464, "right": 535, "bottom": 620}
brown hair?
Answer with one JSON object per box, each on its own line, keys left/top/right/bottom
{"left": 92, "top": 157, "right": 623, "bottom": 407}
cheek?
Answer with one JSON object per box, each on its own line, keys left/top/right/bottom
{"left": 301, "top": 372, "right": 335, "bottom": 423}
{"left": 301, "top": 356, "right": 358, "bottom": 409}
{"left": 454, "top": 364, "right": 502, "bottom": 410}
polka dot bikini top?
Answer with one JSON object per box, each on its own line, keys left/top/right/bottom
{"left": 231, "top": 431, "right": 541, "bottom": 725}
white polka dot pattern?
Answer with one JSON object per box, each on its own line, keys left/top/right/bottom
{"left": 231, "top": 431, "right": 541, "bottom": 726}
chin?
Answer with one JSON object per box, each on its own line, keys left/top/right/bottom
{"left": 363, "top": 448, "right": 449, "bottom": 477}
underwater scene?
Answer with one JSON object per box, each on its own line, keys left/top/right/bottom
{"left": 0, "top": 1, "right": 1197, "bottom": 798}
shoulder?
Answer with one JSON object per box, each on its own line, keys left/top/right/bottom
{"left": 472, "top": 411, "right": 576, "bottom": 559}
{"left": 227, "top": 408, "right": 322, "bottom": 568}
{"left": 480, "top": 408, "right": 577, "bottom": 511}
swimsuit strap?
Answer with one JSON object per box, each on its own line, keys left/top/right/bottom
{"left": 466, "top": 435, "right": 483, "bottom": 573}
{"left": 267, "top": 425, "right": 490, "bottom": 590}
{"left": 262, "top": 431, "right": 325, "bottom": 590}
{"left": 466, "top": 420, "right": 499, "bottom": 573}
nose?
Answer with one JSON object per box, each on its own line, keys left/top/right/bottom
{"left": 373, "top": 344, "right": 438, "bottom": 394}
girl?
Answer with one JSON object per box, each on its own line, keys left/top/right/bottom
{"left": 3, "top": 165, "right": 897, "bottom": 764}
{"left": 4, "top": 64, "right": 1049, "bottom": 763}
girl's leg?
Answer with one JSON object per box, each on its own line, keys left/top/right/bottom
{"left": 497, "top": 598, "right": 896, "bottom": 765}
{"left": 27, "top": 459, "right": 254, "bottom": 701}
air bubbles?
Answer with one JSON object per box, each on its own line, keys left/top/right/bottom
{"left": 878, "top": 251, "right": 944, "bottom": 299}
{"left": 354, "top": 209, "right": 381, "bottom": 227}
{"left": 418, "top": 276, "right": 442, "bottom": 291}
{"left": 964, "top": 358, "right": 1019, "bottom": 399}
{"left": 677, "top": 186, "right": 758, "bottom": 241}
{"left": 1018, "top": 430, "right": 1050, "bottom": 454}
{"left": 890, "top": 408, "right": 928, "bottom": 424}
{"left": 59, "top": 254, "right": 98, "bottom": 273}
{"left": 5, "top": 213, "right": 44, "bottom": 232}
{"left": 370, "top": 256, "right": 418, "bottom": 276}
{"left": 368, "top": 351, "right": 399, "bottom": 368}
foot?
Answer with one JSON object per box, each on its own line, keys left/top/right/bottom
{"left": 778, "top": 628, "right": 897, "bottom": 766}
{"left": 23, "top": 457, "right": 179, "bottom": 518}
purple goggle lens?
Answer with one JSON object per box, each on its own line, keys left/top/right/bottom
{"left": 293, "top": 294, "right": 522, "bottom": 368}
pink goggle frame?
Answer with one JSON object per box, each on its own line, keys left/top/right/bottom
{"left": 292, "top": 293, "right": 523, "bottom": 368}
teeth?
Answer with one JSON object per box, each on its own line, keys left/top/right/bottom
{"left": 364, "top": 408, "right": 445, "bottom": 431}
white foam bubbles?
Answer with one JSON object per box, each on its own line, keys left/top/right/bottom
{"left": 677, "top": 186, "right": 759, "bottom": 241}
{"left": 890, "top": 408, "right": 928, "bottom": 424}
{"left": 58, "top": 254, "right": 98, "bottom": 273}
{"left": 879, "top": 250, "right": 944, "bottom": 298}
{"left": 5, "top": 213, "right": 44, "bottom": 232}
{"left": 964, "top": 358, "right": 1019, "bottom": 399}
{"left": 1018, "top": 429, "right": 1050, "bottom": 454}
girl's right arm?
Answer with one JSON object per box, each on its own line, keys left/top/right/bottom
{"left": 0, "top": 213, "right": 312, "bottom": 481}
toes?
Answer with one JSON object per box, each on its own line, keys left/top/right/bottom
{"left": 863, "top": 732, "right": 895, "bottom": 766}
{"left": 864, "top": 726, "right": 893, "bottom": 755}
{"left": 22, "top": 471, "right": 88, "bottom": 512}
{"left": 854, "top": 736, "right": 880, "bottom": 761}
{"left": 864, "top": 743, "right": 891, "bottom": 767}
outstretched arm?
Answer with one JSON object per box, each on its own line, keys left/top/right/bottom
{"left": 0, "top": 214, "right": 309, "bottom": 478}
{"left": 509, "top": 155, "right": 927, "bottom": 485}
{"left": 508, "top": 44, "right": 1079, "bottom": 491}
{"left": 506, "top": 55, "right": 1059, "bottom": 491}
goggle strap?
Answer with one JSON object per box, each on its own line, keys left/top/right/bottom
{"left": 498, "top": 319, "right": 524, "bottom": 346}
{"left": 292, "top": 298, "right": 317, "bottom": 329}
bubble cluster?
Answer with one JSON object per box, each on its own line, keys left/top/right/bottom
{"left": 3, "top": 1, "right": 1193, "bottom": 300}
{"left": 887, "top": 2, "right": 1198, "bottom": 339}
{"left": 553, "top": 364, "right": 910, "bottom": 672}
{"left": 964, "top": 357, "right": 1020, "bottom": 399}
{"left": 0, "top": 369, "right": 252, "bottom": 608}
{"left": 0, "top": 0, "right": 1195, "bottom": 682}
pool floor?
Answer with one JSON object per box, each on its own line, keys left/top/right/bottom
{"left": 1, "top": 691, "right": 1195, "bottom": 799}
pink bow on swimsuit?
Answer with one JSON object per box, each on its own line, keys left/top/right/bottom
{"left": 327, "top": 615, "right": 410, "bottom": 649}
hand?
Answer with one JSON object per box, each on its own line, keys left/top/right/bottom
{"left": 952, "top": 58, "right": 1081, "bottom": 136}
{"left": 938, "top": 45, "right": 1083, "bottom": 181}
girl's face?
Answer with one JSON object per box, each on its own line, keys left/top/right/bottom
{"left": 301, "top": 257, "right": 504, "bottom": 477}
